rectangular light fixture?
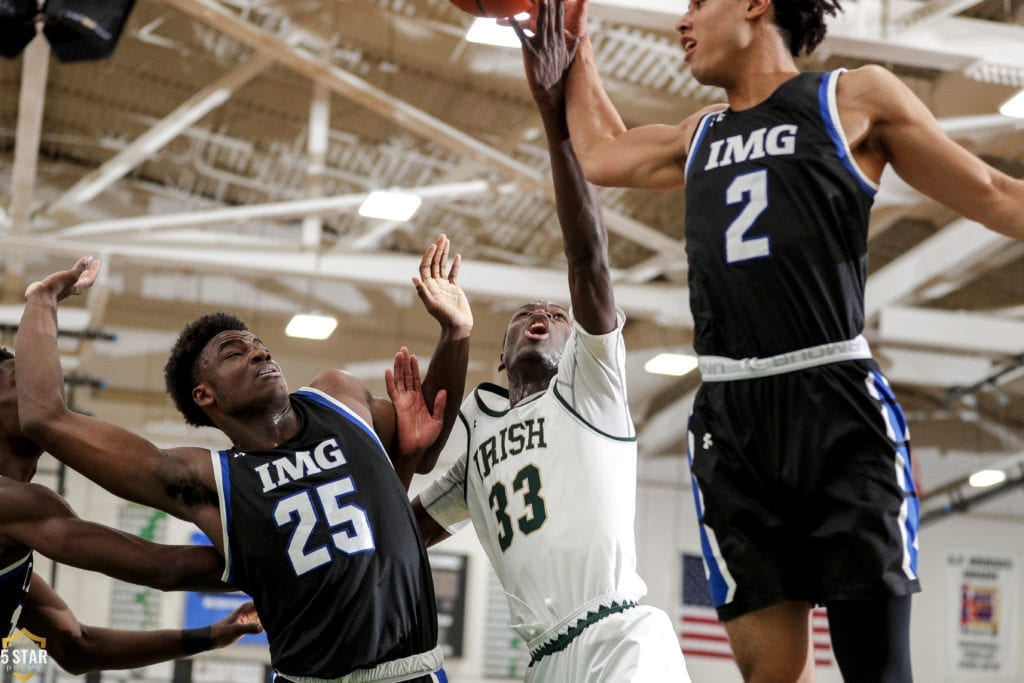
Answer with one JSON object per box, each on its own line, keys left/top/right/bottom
{"left": 999, "top": 89, "right": 1024, "bottom": 119}
{"left": 285, "top": 313, "right": 337, "bottom": 340}
{"left": 644, "top": 352, "right": 698, "bottom": 376}
{"left": 465, "top": 15, "right": 530, "bottom": 48}
{"left": 358, "top": 190, "right": 422, "bottom": 222}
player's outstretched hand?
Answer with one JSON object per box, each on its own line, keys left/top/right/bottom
{"left": 25, "top": 256, "right": 100, "bottom": 302}
{"left": 413, "top": 234, "right": 473, "bottom": 332}
{"left": 210, "top": 601, "right": 263, "bottom": 649}
{"left": 502, "top": 0, "right": 588, "bottom": 43}
{"left": 512, "top": 0, "right": 579, "bottom": 110}
{"left": 386, "top": 346, "right": 448, "bottom": 459}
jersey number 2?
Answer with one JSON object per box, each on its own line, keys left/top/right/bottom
{"left": 274, "top": 477, "right": 375, "bottom": 576}
{"left": 725, "top": 170, "right": 770, "bottom": 263}
{"left": 489, "top": 464, "right": 547, "bottom": 552}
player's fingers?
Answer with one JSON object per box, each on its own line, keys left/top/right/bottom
{"left": 448, "top": 253, "right": 462, "bottom": 284}
{"left": 408, "top": 353, "right": 422, "bottom": 391}
{"left": 419, "top": 243, "right": 437, "bottom": 280}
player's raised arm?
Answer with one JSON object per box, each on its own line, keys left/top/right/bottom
{"left": 514, "top": 0, "right": 615, "bottom": 333}
{"left": 535, "top": 0, "right": 691, "bottom": 189}
{"left": 0, "top": 482, "right": 227, "bottom": 592}
{"left": 16, "top": 258, "right": 216, "bottom": 523}
{"left": 404, "top": 234, "right": 473, "bottom": 473}
{"left": 19, "top": 576, "right": 260, "bottom": 675}
{"left": 845, "top": 65, "right": 1024, "bottom": 240}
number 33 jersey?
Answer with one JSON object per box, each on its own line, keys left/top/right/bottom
{"left": 211, "top": 388, "right": 436, "bottom": 678}
{"left": 420, "top": 312, "right": 649, "bottom": 642}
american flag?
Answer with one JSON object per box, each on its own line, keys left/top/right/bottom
{"left": 679, "top": 554, "right": 834, "bottom": 667}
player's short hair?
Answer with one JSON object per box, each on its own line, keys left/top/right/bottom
{"left": 772, "top": 0, "right": 843, "bottom": 57}
{"left": 0, "top": 347, "right": 12, "bottom": 363}
{"left": 164, "top": 312, "right": 248, "bottom": 428}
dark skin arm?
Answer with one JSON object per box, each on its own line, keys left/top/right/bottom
{"left": 18, "top": 574, "right": 261, "bottom": 675}
{"left": 0, "top": 481, "right": 227, "bottom": 591}
{"left": 513, "top": 0, "right": 616, "bottom": 334}
{"left": 16, "top": 259, "right": 222, "bottom": 544}
{"left": 412, "top": 497, "right": 451, "bottom": 547}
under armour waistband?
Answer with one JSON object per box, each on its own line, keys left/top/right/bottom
{"left": 698, "top": 335, "right": 872, "bottom": 381}
{"left": 277, "top": 645, "right": 445, "bottom": 683}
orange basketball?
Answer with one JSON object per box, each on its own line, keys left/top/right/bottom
{"left": 450, "top": 0, "right": 534, "bottom": 19}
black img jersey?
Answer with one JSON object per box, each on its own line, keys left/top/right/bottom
{"left": 685, "top": 69, "right": 876, "bottom": 359}
{"left": 212, "top": 387, "right": 437, "bottom": 678}
{"left": 0, "top": 551, "right": 32, "bottom": 637}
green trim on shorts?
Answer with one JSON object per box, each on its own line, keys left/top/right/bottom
{"left": 528, "top": 600, "right": 639, "bottom": 665}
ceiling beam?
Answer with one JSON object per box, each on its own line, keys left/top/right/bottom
{"left": 0, "top": 234, "right": 689, "bottom": 325}
{"left": 39, "top": 52, "right": 275, "bottom": 220}
{"left": 4, "top": 32, "right": 50, "bottom": 299}
{"left": 878, "top": 306, "right": 1024, "bottom": 357}
{"left": 55, "top": 180, "right": 508, "bottom": 239}
{"left": 865, "top": 219, "right": 1015, "bottom": 319}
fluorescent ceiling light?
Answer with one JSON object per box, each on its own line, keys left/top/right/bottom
{"left": 358, "top": 191, "right": 422, "bottom": 221}
{"left": 644, "top": 353, "right": 698, "bottom": 376}
{"left": 968, "top": 469, "right": 1007, "bottom": 488}
{"left": 465, "top": 14, "right": 529, "bottom": 48}
{"left": 285, "top": 313, "right": 337, "bottom": 340}
{"left": 999, "top": 90, "right": 1024, "bottom": 119}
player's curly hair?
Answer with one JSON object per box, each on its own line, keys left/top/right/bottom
{"left": 772, "top": 0, "right": 843, "bottom": 57}
{"left": 164, "top": 311, "right": 248, "bottom": 428}
{"left": 0, "top": 347, "right": 12, "bottom": 363}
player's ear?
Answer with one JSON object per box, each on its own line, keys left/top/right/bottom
{"left": 746, "top": 0, "right": 772, "bottom": 19}
{"left": 497, "top": 353, "right": 506, "bottom": 373}
{"left": 193, "top": 382, "right": 214, "bottom": 408}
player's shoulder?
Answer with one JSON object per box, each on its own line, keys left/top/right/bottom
{"left": 835, "top": 65, "right": 907, "bottom": 107}
{"left": 682, "top": 104, "right": 728, "bottom": 140}
{"left": 308, "top": 368, "right": 372, "bottom": 408}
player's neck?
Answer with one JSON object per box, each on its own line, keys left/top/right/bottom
{"left": 220, "top": 403, "right": 301, "bottom": 451}
{"left": 721, "top": 43, "right": 799, "bottom": 112}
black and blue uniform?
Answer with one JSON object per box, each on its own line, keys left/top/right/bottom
{"left": 212, "top": 387, "right": 439, "bottom": 680}
{"left": 683, "top": 70, "right": 920, "bottom": 621}
{"left": 0, "top": 551, "right": 32, "bottom": 636}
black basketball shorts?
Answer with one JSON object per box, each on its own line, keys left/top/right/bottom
{"left": 686, "top": 358, "right": 921, "bottom": 622}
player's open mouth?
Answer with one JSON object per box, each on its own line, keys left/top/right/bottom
{"left": 682, "top": 38, "right": 696, "bottom": 57}
{"left": 256, "top": 363, "right": 281, "bottom": 378}
{"left": 525, "top": 320, "right": 549, "bottom": 340}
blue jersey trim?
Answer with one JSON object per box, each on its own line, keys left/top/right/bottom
{"left": 818, "top": 71, "right": 877, "bottom": 198}
{"left": 216, "top": 449, "right": 235, "bottom": 585}
{"left": 869, "top": 370, "right": 919, "bottom": 576}
{"left": 296, "top": 388, "right": 387, "bottom": 454}
{"left": 685, "top": 112, "right": 717, "bottom": 181}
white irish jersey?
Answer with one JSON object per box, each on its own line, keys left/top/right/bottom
{"left": 420, "top": 312, "right": 649, "bottom": 647}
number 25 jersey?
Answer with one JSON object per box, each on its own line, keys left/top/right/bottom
{"left": 211, "top": 388, "right": 437, "bottom": 678}
{"left": 685, "top": 69, "right": 877, "bottom": 359}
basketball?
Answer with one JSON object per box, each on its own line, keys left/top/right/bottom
{"left": 450, "top": 0, "right": 534, "bottom": 19}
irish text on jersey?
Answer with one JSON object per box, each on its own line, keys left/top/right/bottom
{"left": 472, "top": 418, "right": 547, "bottom": 480}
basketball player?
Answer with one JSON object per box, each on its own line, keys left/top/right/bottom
{"left": 0, "top": 347, "right": 261, "bottom": 673}
{"left": 16, "top": 235, "right": 473, "bottom": 682}
{"left": 525, "top": 0, "right": 1024, "bottom": 680}
{"left": 411, "top": 5, "right": 690, "bottom": 681}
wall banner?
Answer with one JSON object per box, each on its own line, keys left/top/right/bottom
{"left": 946, "top": 549, "right": 1020, "bottom": 678}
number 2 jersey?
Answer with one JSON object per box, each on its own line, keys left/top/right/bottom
{"left": 419, "top": 312, "right": 649, "bottom": 647}
{"left": 211, "top": 388, "right": 437, "bottom": 678}
{"left": 685, "top": 69, "right": 877, "bottom": 359}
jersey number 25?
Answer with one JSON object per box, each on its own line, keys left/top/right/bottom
{"left": 274, "top": 477, "right": 375, "bottom": 575}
